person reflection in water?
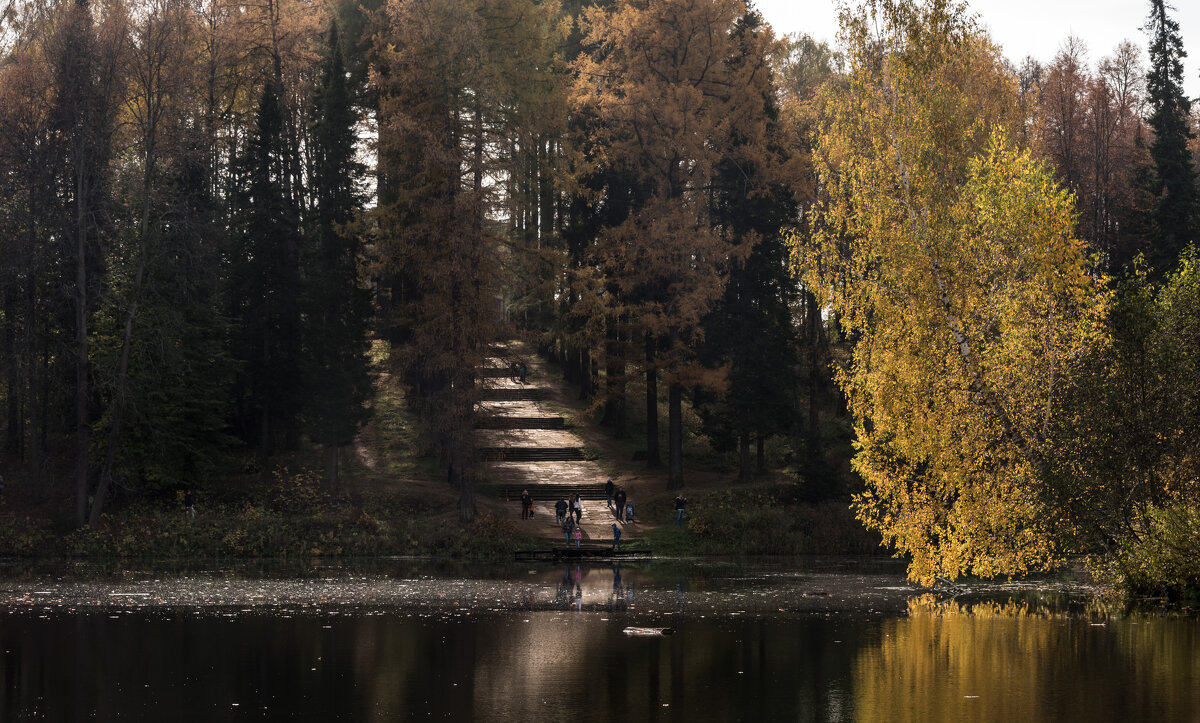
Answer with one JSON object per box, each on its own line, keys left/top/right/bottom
{"left": 676, "top": 581, "right": 685, "bottom": 612}
{"left": 609, "top": 564, "right": 625, "bottom": 612}
{"left": 556, "top": 566, "right": 572, "bottom": 610}
{"left": 575, "top": 567, "right": 584, "bottom": 609}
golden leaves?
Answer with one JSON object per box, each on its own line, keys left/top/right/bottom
{"left": 802, "top": 0, "right": 1105, "bottom": 583}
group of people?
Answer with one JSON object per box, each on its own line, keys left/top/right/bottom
{"left": 560, "top": 510, "right": 583, "bottom": 547}
{"left": 509, "top": 361, "right": 527, "bottom": 384}
{"left": 604, "top": 479, "right": 634, "bottom": 522}
{"left": 519, "top": 482, "right": 686, "bottom": 549}
{"left": 552, "top": 493, "right": 584, "bottom": 547}
{"left": 554, "top": 493, "right": 583, "bottom": 525}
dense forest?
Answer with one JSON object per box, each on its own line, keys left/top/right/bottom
{"left": 0, "top": 0, "right": 1197, "bottom": 589}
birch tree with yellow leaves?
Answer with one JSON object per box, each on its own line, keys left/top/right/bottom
{"left": 802, "top": 0, "right": 1105, "bottom": 583}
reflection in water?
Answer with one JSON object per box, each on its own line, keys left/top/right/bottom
{"left": 2, "top": 564, "right": 1198, "bottom": 721}
{"left": 853, "top": 596, "right": 1200, "bottom": 723}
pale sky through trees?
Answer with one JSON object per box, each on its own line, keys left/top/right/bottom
{"left": 756, "top": 0, "right": 1200, "bottom": 98}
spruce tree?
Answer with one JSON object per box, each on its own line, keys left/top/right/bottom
{"left": 230, "top": 81, "right": 304, "bottom": 460}
{"left": 305, "top": 23, "right": 372, "bottom": 488}
{"left": 698, "top": 10, "right": 798, "bottom": 482}
{"left": 1144, "top": 0, "right": 1197, "bottom": 270}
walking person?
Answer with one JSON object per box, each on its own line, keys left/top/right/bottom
{"left": 572, "top": 494, "right": 582, "bottom": 524}
{"left": 611, "top": 522, "right": 622, "bottom": 551}
{"left": 521, "top": 489, "right": 532, "bottom": 520}
{"left": 625, "top": 501, "right": 634, "bottom": 523}
{"left": 519, "top": 362, "right": 527, "bottom": 384}
{"left": 674, "top": 494, "right": 686, "bottom": 525}
{"left": 562, "top": 516, "right": 574, "bottom": 547}
{"left": 184, "top": 489, "right": 196, "bottom": 520}
{"left": 614, "top": 487, "right": 626, "bottom": 521}
{"left": 572, "top": 524, "right": 583, "bottom": 548}
{"left": 555, "top": 496, "right": 568, "bottom": 525}
{"left": 604, "top": 479, "right": 615, "bottom": 508}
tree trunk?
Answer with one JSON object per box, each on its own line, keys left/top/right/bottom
{"left": 667, "top": 382, "right": 683, "bottom": 489}
{"left": 326, "top": 444, "right": 339, "bottom": 493}
{"left": 4, "top": 288, "right": 20, "bottom": 456}
{"left": 92, "top": 124, "right": 157, "bottom": 525}
{"left": 452, "top": 445, "right": 476, "bottom": 523}
{"left": 739, "top": 433, "right": 752, "bottom": 482}
{"left": 579, "top": 347, "right": 591, "bottom": 399}
{"left": 806, "top": 291, "right": 821, "bottom": 438}
{"left": 644, "top": 333, "right": 660, "bottom": 467}
{"left": 34, "top": 345, "right": 48, "bottom": 494}
{"left": 74, "top": 171, "right": 90, "bottom": 528}
{"left": 89, "top": 298, "right": 137, "bottom": 526}
{"left": 603, "top": 316, "right": 626, "bottom": 437}
{"left": 258, "top": 400, "right": 270, "bottom": 481}
{"left": 563, "top": 343, "right": 578, "bottom": 384}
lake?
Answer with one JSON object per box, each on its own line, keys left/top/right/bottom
{"left": 1, "top": 558, "right": 1197, "bottom": 721}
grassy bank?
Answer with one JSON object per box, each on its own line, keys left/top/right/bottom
{"left": 629, "top": 480, "right": 883, "bottom": 557}
{"left": 0, "top": 469, "right": 537, "bottom": 561}
{"left": 0, "top": 470, "right": 880, "bottom": 561}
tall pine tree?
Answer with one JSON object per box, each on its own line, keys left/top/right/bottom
{"left": 305, "top": 23, "right": 373, "bottom": 489}
{"left": 1144, "top": 0, "right": 1197, "bottom": 271}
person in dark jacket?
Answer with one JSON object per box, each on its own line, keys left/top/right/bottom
{"left": 614, "top": 488, "right": 627, "bottom": 521}
{"left": 555, "top": 497, "right": 568, "bottom": 524}
{"left": 604, "top": 479, "right": 615, "bottom": 508}
{"left": 674, "top": 494, "right": 686, "bottom": 525}
{"left": 521, "top": 490, "right": 532, "bottom": 520}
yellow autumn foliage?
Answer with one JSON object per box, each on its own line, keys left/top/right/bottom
{"left": 799, "top": 0, "right": 1106, "bottom": 583}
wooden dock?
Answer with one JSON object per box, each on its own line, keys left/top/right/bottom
{"left": 514, "top": 547, "right": 652, "bottom": 561}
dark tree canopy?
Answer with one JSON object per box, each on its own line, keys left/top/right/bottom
{"left": 1144, "top": 0, "right": 1197, "bottom": 271}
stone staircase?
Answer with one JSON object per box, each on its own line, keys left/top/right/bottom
{"left": 479, "top": 343, "right": 627, "bottom": 544}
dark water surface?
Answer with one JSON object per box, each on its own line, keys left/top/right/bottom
{"left": 1, "top": 558, "right": 1197, "bottom": 721}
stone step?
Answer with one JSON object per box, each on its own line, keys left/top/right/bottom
{"left": 475, "top": 416, "right": 566, "bottom": 430}
{"left": 480, "top": 447, "right": 585, "bottom": 462}
{"left": 478, "top": 367, "right": 517, "bottom": 379}
{"left": 480, "top": 388, "right": 549, "bottom": 402}
{"left": 477, "top": 415, "right": 561, "bottom": 429}
{"left": 496, "top": 483, "right": 608, "bottom": 501}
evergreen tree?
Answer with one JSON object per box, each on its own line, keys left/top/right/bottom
{"left": 1144, "top": 0, "right": 1197, "bottom": 270}
{"left": 698, "top": 10, "right": 798, "bottom": 482}
{"left": 114, "top": 146, "right": 236, "bottom": 490}
{"left": 305, "top": 23, "right": 373, "bottom": 489}
{"left": 229, "top": 81, "right": 304, "bottom": 461}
